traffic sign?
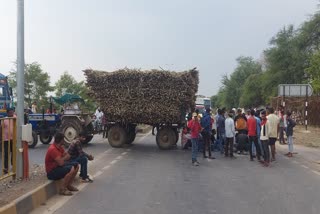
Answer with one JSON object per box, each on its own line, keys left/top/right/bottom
{"left": 278, "top": 84, "right": 313, "bottom": 97}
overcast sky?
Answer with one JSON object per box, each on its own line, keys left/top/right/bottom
{"left": 0, "top": 0, "right": 318, "bottom": 96}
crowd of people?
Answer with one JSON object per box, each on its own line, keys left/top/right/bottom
{"left": 183, "top": 106, "right": 296, "bottom": 167}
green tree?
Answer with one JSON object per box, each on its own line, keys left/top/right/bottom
{"left": 54, "top": 72, "right": 96, "bottom": 112}
{"left": 239, "top": 73, "right": 264, "bottom": 108}
{"left": 305, "top": 51, "right": 320, "bottom": 94}
{"left": 218, "top": 57, "right": 262, "bottom": 108}
{"left": 9, "top": 62, "right": 54, "bottom": 107}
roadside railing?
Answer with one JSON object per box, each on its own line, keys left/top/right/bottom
{"left": 0, "top": 117, "right": 17, "bottom": 180}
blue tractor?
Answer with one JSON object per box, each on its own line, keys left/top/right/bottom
{"left": 28, "top": 111, "right": 61, "bottom": 148}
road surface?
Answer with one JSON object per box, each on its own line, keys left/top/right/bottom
{"left": 32, "top": 132, "right": 320, "bottom": 214}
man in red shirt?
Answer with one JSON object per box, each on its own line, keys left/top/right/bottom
{"left": 247, "top": 109, "right": 262, "bottom": 162}
{"left": 45, "top": 133, "right": 79, "bottom": 196}
{"left": 188, "top": 112, "right": 202, "bottom": 166}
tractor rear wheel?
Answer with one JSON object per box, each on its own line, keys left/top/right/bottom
{"left": 156, "top": 127, "right": 175, "bottom": 150}
{"left": 61, "top": 121, "right": 82, "bottom": 145}
{"left": 108, "top": 126, "right": 127, "bottom": 148}
{"left": 28, "top": 131, "right": 38, "bottom": 148}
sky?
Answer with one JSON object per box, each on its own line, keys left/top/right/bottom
{"left": 0, "top": 0, "right": 318, "bottom": 97}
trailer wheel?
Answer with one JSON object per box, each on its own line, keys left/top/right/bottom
{"left": 28, "top": 131, "right": 38, "bottom": 148}
{"left": 108, "top": 126, "right": 127, "bottom": 148}
{"left": 40, "top": 132, "right": 52, "bottom": 144}
{"left": 156, "top": 127, "right": 175, "bottom": 150}
{"left": 126, "top": 131, "right": 136, "bottom": 144}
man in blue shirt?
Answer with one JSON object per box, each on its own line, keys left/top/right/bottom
{"left": 217, "top": 108, "right": 226, "bottom": 154}
{"left": 201, "top": 108, "right": 215, "bottom": 159}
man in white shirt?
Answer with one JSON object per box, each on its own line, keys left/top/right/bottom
{"left": 267, "top": 107, "right": 280, "bottom": 161}
{"left": 94, "top": 107, "right": 104, "bottom": 131}
{"left": 225, "top": 110, "right": 236, "bottom": 158}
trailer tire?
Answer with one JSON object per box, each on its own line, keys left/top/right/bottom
{"left": 126, "top": 131, "right": 136, "bottom": 144}
{"left": 108, "top": 126, "right": 127, "bottom": 148}
{"left": 28, "top": 131, "right": 38, "bottom": 148}
{"left": 156, "top": 127, "right": 175, "bottom": 150}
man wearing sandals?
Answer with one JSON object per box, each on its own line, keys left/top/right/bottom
{"left": 45, "top": 133, "right": 79, "bottom": 196}
{"left": 68, "top": 131, "right": 94, "bottom": 183}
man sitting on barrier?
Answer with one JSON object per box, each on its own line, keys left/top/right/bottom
{"left": 45, "top": 132, "right": 79, "bottom": 196}
{"left": 68, "top": 131, "right": 94, "bottom": 183}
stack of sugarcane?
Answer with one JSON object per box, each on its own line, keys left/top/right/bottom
{"left": 84, "top": 68, "right": 199, "bottom": 125}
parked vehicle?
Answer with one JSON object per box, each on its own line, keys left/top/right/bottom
{"left": 53, "top": 94, "right": 95, "bottom": 145}
{"left": 28, "top": 112, "right": 61, "bottom": 148}
{"left": 0, "top": 73, "right": 13, "bottom": 118}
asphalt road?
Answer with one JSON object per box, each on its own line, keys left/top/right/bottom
{"left": 32, "top": 132, "right": 320, "bottom": 214}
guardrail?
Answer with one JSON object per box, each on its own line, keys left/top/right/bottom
{"left": 0, "top": 117, "right": 17, "bottom": 180}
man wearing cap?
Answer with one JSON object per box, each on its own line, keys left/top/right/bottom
{"left": 188, "top": 112, "right": 202, "bottom": 166}
{"left": 201, "top": 108, "right": 215, "bottom": 159}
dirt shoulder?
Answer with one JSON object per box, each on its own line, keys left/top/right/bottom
{"left": 0, "top": 164, "right": 47, "bottom": 207}
{"left": 294, "top": 125, "right": 320, "bottom": 148}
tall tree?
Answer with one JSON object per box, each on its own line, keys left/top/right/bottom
{"left": 9, "top": 62, "right": 54, "bottom": 107}
{"left": 54, "top": 72, "right": 96, "bottom": 111}
{"left": 305, "top": 51, "right": 320, "bottom": 94}
{"left": 218, "top": 57, "right": 262, "bottom": 108}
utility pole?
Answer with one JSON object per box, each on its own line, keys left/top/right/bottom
{"left": 16, "top": 0, "right": 25, "bottom": 178}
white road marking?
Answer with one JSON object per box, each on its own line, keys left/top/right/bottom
{"left": 115, "top": 156, "right": 123, "bottom": 160}
{"left": 121, "top": 152, "right": 128, "bottom": 155}
{"left": 312, "top": 170, "right": 320, "bottom": 176}
{"left": 301, "top": 165, "right": 309, "bottom": 169}
{"left": 292, "top": 160, "right": 299, "bottom": 164}
{"left": 110, "top": 160, "right": 118, "bottom": 165}
{"left": 93, "top": 170, "right": 103, "bottom": 177}
{"left": 102, "top": 165, "right": 111, "bottom": 170}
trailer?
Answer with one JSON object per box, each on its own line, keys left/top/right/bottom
{"left": 84, "top": 68, "right": 199, "bottom": 150}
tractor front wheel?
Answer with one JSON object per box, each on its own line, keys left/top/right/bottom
{"left": 28, "top": 131, "right": 38, "bottom": 148}
{"left": 40, "top": 132, "right": 52, "bottom": 144}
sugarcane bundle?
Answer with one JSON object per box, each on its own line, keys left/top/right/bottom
{"left": 84, "top": 68, "right": 199, "bottom": 125}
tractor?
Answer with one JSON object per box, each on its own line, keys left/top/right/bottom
{"left": 53, "top": 94, "right": 95, "bottom": 145}
{"left": 28, "top": 111, "right": 61, "bottom": 148}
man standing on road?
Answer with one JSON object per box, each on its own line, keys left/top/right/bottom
{"left": 267, "top": 107, "right": 280, "bottom": 161}
{"left": 235, "top": 109, "right": 247, "bottom": 135}
{"left": 217, "top": 108, "right": 226, "bottom": 154}
{"left": 68, "top": 131, "right": 94, "bottom": 183}
{"left": 188, "top": 112, "right": 202, "bottom": 166}
{"left": 247, "top": 109, "right": 262, "bottom": 162}
{"left": 45, "top": 133, "right": 79, "bottom": 196}
{"left": 285, "top": 111, "right": 296, "bottom": 157}
{"left": 260, "top": 111, "right": 270, "bottom": 167}
{"left": 201, "top": 108, "right": 215, "bottom": 159}
{"left": 225, "top": 110, "right": 236, "bottom": 158}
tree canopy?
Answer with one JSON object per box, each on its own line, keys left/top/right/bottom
{"left": 212, "top": 10, "right": 320, "bottom": 109}
{"left": 9, "top": 62, "right": 54, "bottom": 107}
